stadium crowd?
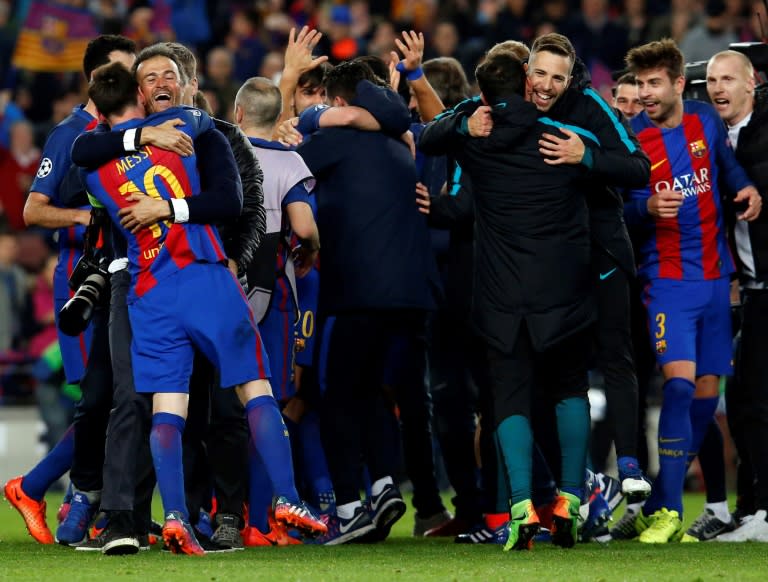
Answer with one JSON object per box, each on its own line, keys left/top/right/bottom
{"left": 2, "top": 0, "right": 768, "bottom": 556}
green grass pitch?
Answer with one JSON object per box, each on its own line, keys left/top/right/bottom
{"left": 1, "top": 492, "right": 766, "bottom": 581}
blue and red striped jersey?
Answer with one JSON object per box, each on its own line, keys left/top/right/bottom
{"left": 629, "top": 100, "right": 752, "bottom": 281}
{"left": 84, "top": 107, "right": 227, "bottom": 300}
{"left": 29, "top": 105, "right": 96, "bottom": 300}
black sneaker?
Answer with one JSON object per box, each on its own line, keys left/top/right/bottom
{"left": 682, "top": 509, "right": 736, "bottom": 541}
{"left": 360, "top": 484, "right": 407, "bottom": 543}
{"left": 210, "top": 514, "right": 244, "bottom": 551}
{"left": 138, "top": 534, "right": 151, "bottom": 551}
{"left": 307, "top": 506, "right": 376, "bottom": 545}
{"left": 75, "top": 513, "right": 140, "bottom": 556}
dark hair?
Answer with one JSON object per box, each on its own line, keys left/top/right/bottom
{"left": 323, "top": 60, "right": 379, "bottom": 103}
{"left": 353, "top": 55, "right": 390, "bottom": 85}
{"left": 615, "top": 72, "right": 637, "bottom": 87}
{"left": 164, "top": 42, "right": 197, "bottom": 85}
{"left": 625, "top": 38, "right": 685, "bottom": 81}
{"left": 530, "top": 33, "right": 575, "bottom": 71}
{"left": 423, "top": 57, "right": 470, "bottom": 108}
{"left": 83, "top": 35, "right": 136, "bottom": 79}
{"left": 298, "top": 62, "right": 333, "bottom": 90}
{"left": 475, "top": 53, "right": 526, "bottom": 104}
{"left": 194, "top": 91, "right": 213, "bottom": 115}
{"left": 132, "top": 44, "right": 183, "bottom": 79}
{"left": 88, "top": 62, "right": 139, "bottom": 118}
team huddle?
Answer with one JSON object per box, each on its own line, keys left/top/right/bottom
{"left": 4, "top": 24, "right": 768, "bottom": 557}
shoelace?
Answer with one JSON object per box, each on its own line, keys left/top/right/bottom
{"left": 611, "top": 510, "right": 637, "bottom": 535}
{"left": 63, "top": 500, "right": 93, "bottom": 536}
{"left": 689, "top": 511, "right": 729, "bottom": 536}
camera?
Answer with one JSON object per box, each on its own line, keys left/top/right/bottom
{"left": 58, "top": 254, "right": 110, "bottom": 337}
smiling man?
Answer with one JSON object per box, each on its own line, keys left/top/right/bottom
{"left": 624, "top": 38, "right": 761, "bottom": 544}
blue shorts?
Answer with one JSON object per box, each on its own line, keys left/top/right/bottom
{"left": 295, "top": 267, "right": 319, "bottom": 368}
{"left": 129, "top": 262, "right": 271, "bottom": 393}
{"left": 260, "top": 306, "right": 295, "bottom": 401}
{"left": 642, "top": 277, "right": 733, "bottom": 376}
{"left": 54, "top": 297, "right": 93, "bottom": 384}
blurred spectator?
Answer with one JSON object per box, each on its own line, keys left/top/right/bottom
{"left": 563, "top": 0, "right": 629, "bottom": 74}
{"left": 123, "top": 0, "right": 174, "bottom": 50}
{"left": 30, "top": 253, "right": 76, "bottom": 448}
{"left": 0, "top": 231, "right": 28, "bottom": 353}
{"left": 27, "top": 253, "right": 56, "bottom": 360}
{"left": 90, "top": 0, "right": 129, "bottom": 34}
{"left": 33, "top": 88, "right": 85, "bottom": 147}
{"left": 487, "top": 0, "right": 535, "bottom": 47}
{"left": 0, "top": 88, "right": 26, "bottom": 149}
{"left": 680, "top": 0, "right": 739, "bottom": 62}
{"left": 226, "top": 8, "right": 268, "bottom": 83}
{"left": 425, "top": 20, "right": 461, "bottom": 60}
{"left": 0, "top": 0, "right": 17, "bottom": 88}
{"left": 367, "top": 18, "right": 398, "bottom": 61}
{"left": 619, "top": 0, "right": 654, "bottom": 48}
{"left": 647, "top": 0, "right": 704, "bottom": 43}
{"left": 391, "top": 0, "right": 437, "bottom": 30}
{"left": 168, "top": 0, "right": 210, "bottom": 52}
{"left": 0, "top": 120, "right": 40, "bottom": 232}
{"left": 259, "top": 50, "right": 286, "bottom": 82}
{"left": 350, "top": 0, "right": 374, "bottom": 44}
{"left": 740, "top": 0, "right": 767, "bottom": 41}
{"left": 204, "top": 46, "right": 241, "bottom": 120}
{"left": 326, "top": 4, "right": 361, "bottom": 63}
{"left": 532, "top": 0, "right": 570, "bottom": 35}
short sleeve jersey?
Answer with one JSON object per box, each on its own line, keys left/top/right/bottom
{"left": 84, "top": 107, "right": 227, "bottom": 300}
{"left": 629, "top": 100, "right": 752, "bottom": 281}
{"left": 30, "top": 105, "right": 97, "bottom": 299}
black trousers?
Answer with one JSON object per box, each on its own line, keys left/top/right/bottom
{"left": 184, "top": 354, "right": 248, "bottom": 524}
{"left": 100, "top": 269, "right": 154, "bottom": 533}
{"left": 486, "top": 324, "right": 591, "bottom": 428}
{"left": 428, "top": 308, "right": 484, "bottom": 522}
{"left": 70, "top": 306, "right": 112, "bottom": 492}
{"left": 592, "top": 250, "right": 639, "bottom": 460}
{"left": 728, "top": 288, "right": 768, "bottom": 511}
{"left": 319, "top": 309, "right": 430, "bottom": 507}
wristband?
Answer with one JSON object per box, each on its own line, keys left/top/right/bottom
{"left": 123, "top": 128, "right": 137, "bottom": 151}
{"left": 395, "top": 62, "right": 424, "bottom": 81}
{"left": 134, "top": 127, "right": 143, "bottom": 150}
{"left": 167, "top": 200, "right": 175, "bottom": 222}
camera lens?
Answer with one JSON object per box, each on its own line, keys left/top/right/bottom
{"left": 58, "top": 272, "right": 107, "bottom": 336}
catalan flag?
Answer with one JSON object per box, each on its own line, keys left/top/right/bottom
{"left": 11, "top": 2, "right": 97, "bottom": 73}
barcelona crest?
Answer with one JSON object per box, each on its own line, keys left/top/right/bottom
{"left": 655, "top": 339, "right": 667, "bottom": 354}
{"left": 689, "top": 140, "right": 707, "bottom": 158}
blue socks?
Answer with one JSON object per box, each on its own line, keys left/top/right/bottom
{"left": 150, "top": 412, "right": 187, "bottom": 519}
{"left": 295, "top": 411, "right": 336, "bottom": 512}
{"left": 688, "top": 397, "right": 719, "bottom": 462}
{"left": 556, "top": 397, "right": 590, "bottom": 498}
{"left": 247, "top": 442, "right": 273, "bottom": 533}
{"left": 644, "top": 377, "right": 695, "bottom": 516}
{"left": 22, "top": 424, "right": 75, "bottom": 500}
{"left": 496, "top": 415, "right": 533, "bottom": 504}
{"left": 245, "top": 395, "right": 299, "bottom": 503}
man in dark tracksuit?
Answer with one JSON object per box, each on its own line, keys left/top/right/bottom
{"left": 297, "top": 61, "right": 440, "bottom": 545}
{"left": 537, "top": 55, "right": 652, "bottom": 498}
{"left": 420, "top": 52, "right": 596, "bottom": 551}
